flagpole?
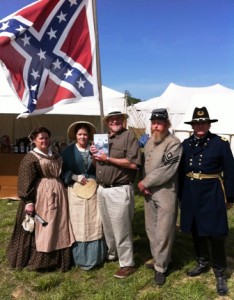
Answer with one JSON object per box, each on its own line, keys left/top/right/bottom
{"left": 92, "top": 0, "right": 104, "bottom": 133}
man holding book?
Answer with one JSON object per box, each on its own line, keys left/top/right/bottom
{"left": 90, "top": 108, "right": 142, "bottom": 279}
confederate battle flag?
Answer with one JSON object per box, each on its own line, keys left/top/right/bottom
{"left": 0, "top": 0, "right": 98, "bottom": 116}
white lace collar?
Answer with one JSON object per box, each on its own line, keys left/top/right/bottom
{"left": 34, "top": 147, "right": 53, "bottom": 157}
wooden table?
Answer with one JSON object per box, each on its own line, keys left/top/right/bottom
{"left": 0, "top": 153, "right": 24, "bottom": 199}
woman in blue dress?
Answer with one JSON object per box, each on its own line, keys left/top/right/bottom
{"left": 61, "top": 121, "right": 106, "bottom": 270}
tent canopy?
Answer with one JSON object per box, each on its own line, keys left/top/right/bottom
{"left": 174, "top": 93, "right": 234, "bottom": 152}
{"left": 129, "top": 83, "right": 234, "bottom": 135}
{"left": 175, "top": 93, "right": 234, "bottom": 135}
{"left": 0, "top": 65, "right": 126, "bottom": 145}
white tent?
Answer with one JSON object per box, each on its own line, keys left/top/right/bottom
{"left": 0, "top": 65, "right": 126, "bottom": 145}
{"left": 174, "top": 93, "right": 234, "bottom": 152}
{"left": 129, "top": 83, "right": 234, "bottom": 135}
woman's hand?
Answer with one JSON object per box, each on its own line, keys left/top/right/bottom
{"left": 25, "top": 203, "right": 35, "bottom": 215}
{"left": 72, "top": 174, "right": 87, "bottom": 185}
{"left": 78, "top": 174, "right": 87, "bottom": 185}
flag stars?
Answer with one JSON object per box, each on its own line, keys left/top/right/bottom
{"left": 57, "top": 11, "right": 67, "bottom": 23}
{"left": 1, "top": 0, "right": 95, "bottom": 115}
{"left": 16, "top": 25, "right": 27, "bottom": 33}
{"left": 31, "top": 69, "right": 40, "bottom": 80}
{"left": 77, "top": 78, "right": 85, "bottom": 88}
{"left": 30, "top": 84, "right": 38, "bottom": 91}
{"left": 21, "top": 34, "right": 31, "bottom": 46}
{"left": 37, "top": 49, "right": 46, "bottom": 60}
{"left": 0, "top": 21, "right": 9, "bottom": 31}
{"left": 47, "top": 27, "right": 57, "bottom": 40}
{"left": 64, "top": 69, "right": 73, "bottom": 78}
{"left": 52, "top": 58, "right": 62, "bottom": 70}
{"left": 68, "top": 0, "right": 78, "bottom": 7}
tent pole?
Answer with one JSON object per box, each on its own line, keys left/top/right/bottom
{"left": 92, "top": 0, "right": 104, "bottom": 133}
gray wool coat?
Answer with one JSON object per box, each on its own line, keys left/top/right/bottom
{"left": 142, "top": 132, "right": 182, "bottom": 197}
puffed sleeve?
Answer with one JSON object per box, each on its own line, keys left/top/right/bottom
{"left": 17, "top": 153, "right": 39, "bottom": 204}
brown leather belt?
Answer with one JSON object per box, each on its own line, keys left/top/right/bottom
{"left": 99, "top": 182, "right": 132, "bottom": 188}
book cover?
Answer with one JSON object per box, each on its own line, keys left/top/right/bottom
{"left": 94, "top": 134, "right": 109, "bottom": 155}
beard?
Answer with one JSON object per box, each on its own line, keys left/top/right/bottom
{"left": 152, "top": 130, "right": 168, "bottom": 144}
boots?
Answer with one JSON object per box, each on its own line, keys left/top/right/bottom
{"left": 188, "top": 233, "right": 210, "bottom": 277}
{"left": 213, "top": 268, "right": 228, "bottom": 296}
{"left": 187, "top": 258, "right": 210, "bottom": 277}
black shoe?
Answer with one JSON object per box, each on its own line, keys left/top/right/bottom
{"left": 187, "top": 264, "right": 210, "bottom": 277}
{"left": 154, "top": 271, "right": 166, "bottom": 286}
{"left": 144, "top": 258, "right": 154, "bottom": 270}
{"left": 216, "top": 275, "right": 228, "bottom": 296}
{"left": 145, "top": 263, "right": 154, "bottom": 270}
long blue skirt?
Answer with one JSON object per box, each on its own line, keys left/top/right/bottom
{"left": 72, "top": 239, "right": 107, "bottom": 270}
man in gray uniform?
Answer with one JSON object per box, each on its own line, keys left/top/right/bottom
{"left": 138, "top": 108, "right": 182, "bottom": 285}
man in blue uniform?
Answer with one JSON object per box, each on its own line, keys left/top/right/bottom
{"left": 179, "top": 107, "right": 234, "bottom": 296}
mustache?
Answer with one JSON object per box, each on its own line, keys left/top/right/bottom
{"left": 152, "top": 130, "right": 168, "bottom": 144}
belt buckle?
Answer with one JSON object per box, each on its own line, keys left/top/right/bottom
{"left": 193, "top": 173, "right": 200, "bottom": 179}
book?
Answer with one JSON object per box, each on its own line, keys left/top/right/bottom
{"left": 94, "top": 134, "right": 109, "bottom": 155}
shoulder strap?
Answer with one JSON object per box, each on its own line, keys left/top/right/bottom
{"left": 31, "top": 150, "right": 42, "bottom": 159}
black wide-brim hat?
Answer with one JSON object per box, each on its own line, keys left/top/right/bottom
{"left": 184, "top": 106, "right": 218, "bottom": 125}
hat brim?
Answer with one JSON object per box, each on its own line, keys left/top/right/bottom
{"left": 67, "top": 121, "right": 96, "bottom": 141}
{"left": 72, "top": 179, "right": 97, "bottom": 199}
{"left": 102, "top": 113, "right": 129, "bottom": 123}
{"left": 184, "top": 119, "right": 218, "bottom": 125}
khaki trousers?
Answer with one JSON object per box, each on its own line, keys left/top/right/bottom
{"left": 144, "top": 194, "right": 178, "bottom": 273}
{"left": 97, "top": 184, "right": 135, "bottom": 267}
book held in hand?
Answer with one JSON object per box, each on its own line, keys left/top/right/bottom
{"left": 94, "top": 134, "right": 109, "bottom": 155}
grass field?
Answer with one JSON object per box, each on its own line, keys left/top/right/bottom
{"left": 0, "top": 196, "right": 233, "bottom": 300}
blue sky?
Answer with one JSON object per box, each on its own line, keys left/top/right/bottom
{"left": 0, "top": 0, "right": 234, "bottom": 100}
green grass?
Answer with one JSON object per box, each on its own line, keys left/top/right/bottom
{"left": 0, "top": 197, "right": 233, "bottom": 300}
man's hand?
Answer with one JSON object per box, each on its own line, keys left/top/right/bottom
{"left": 93, "top": 153, "right": 109, "bottom": 163}
{"left": 89, "top": 144, "right": 98, "bottom": 155}
{"left": 138, "top": 181, "right": 152, "bottom": 196}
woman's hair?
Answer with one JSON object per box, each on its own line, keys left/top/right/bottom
{"left": 74, "top": 124, "right": 90, "bottom": 136}
{"left": 28, "top": 127, "right": 51, "bottom": 142}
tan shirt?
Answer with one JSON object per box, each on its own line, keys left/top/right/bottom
{"left": 96, "top": 128, "right": 142, "bottom": 186}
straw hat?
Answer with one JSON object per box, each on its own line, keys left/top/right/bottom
{"left": 67, "top": 121, "right": 96, "bottom": 141}
{"left": 102, "top": 107, "right": 129, "bottom": 123}
{"left": 72, "top": 178, "right": 97, "bottom": 199}
{"left": 184, "top": 107, "right": 218, "bottom": 125}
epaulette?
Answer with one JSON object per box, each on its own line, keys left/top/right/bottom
{"left": 219, "top": 136, "right": 228, "bottom": 142}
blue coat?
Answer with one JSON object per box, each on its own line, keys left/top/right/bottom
{"left": 179, "top": 131, "right": 234, "bottom": 236}
{"left": 61, "top": 143, "right": 96, "bottom": 186}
